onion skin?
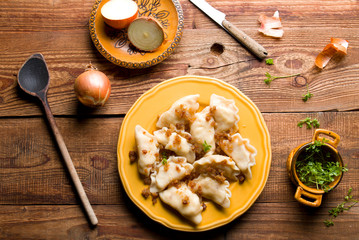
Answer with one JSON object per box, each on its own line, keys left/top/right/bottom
{"left": 74, "top": 67, "right": 111, "bottom": 107}
{"left": 315, "top": 38, "right": 348, "bottom": 69}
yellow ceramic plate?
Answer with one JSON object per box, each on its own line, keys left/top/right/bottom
{"left": 89, "top": 0, "right": 183, "bottom": 69}
{"left": 117, "top": 76, "right": 271, "bottom": 231}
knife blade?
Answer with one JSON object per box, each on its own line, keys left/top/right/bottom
{"left": 189, "top": 0, "right": 268, "bottom": 59}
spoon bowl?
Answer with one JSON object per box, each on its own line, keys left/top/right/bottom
{"left": 17, "top": 53, "right": 98, "bottom": 226}
{"left": 18, "top": 54, "right": 49, "bottom": 97}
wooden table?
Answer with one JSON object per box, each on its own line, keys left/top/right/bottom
{"left": 1, "top": 0, "right": 358, "bottom": 239}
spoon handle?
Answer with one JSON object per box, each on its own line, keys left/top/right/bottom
{"left": 41, "top": 98, "right": 98, "bottom": 226}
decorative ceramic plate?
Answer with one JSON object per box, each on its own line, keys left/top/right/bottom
{"left": 89, "top": 0, "right": 184, "bottom": 69}
{"left": 117, "top": 75, "right": 271, "bottom": 231}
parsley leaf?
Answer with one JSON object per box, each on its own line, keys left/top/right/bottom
{"left": 297, "top": 117, "right": 320, "bottom": 129}
{"left": 264, "top": 72, "right": 301, "bottom": 85}
{"left": 302, "top": 83, "right": 313, "bottom": 102}
{"left": 324, "top": 219, "right": 334, "bottom": 227}
{"left": 264, "top": 72, "right": 272, "bottom": 85}
{"left": 265, "top": 58, "right": 274, "bottom": 65}
{"left": 202, "top": 141, "right": 212, "bottom": 153}
{"left": 312, "top": 119, "right": 320, "bottom": 128}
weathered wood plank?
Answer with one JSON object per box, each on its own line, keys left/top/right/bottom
{"left": 0, "top": 0, "right": 358, "bottom": 32}
{"left": 0, "top": 112, "right": 358, "bottom": 205}
{"left": 0, "top": 28, "right": 358, "bottom": 116}
{"left": 226, "top": 202, "right": 359, "bottom": 240}
{"left": 0, "top": 201, "right": 357, "bottom": 239}
{"left": 0, "top": 204, "right": 226, "bottom": 240}
{"left": 185, "top": 0, "right": 359, "bottom": 29}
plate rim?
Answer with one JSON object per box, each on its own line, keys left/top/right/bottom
{"left": 89, "top": 0, "right": 184, "bottom": 69}
{"left": 117, "top": 75, "right": 272, "bottom": 231}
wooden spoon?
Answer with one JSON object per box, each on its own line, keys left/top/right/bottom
{"left": 17, "top": 53, "right": 98, "bottom": 226}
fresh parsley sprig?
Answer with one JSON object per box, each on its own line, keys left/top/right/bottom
{"left": 161, "top": 151, "right": 168, "bottom": 165}
{"left": 296, "top": 138, "right": 347, "bottom": 191}
{"left": 302, "top": 83, "right": 313, "bottom": 102}
{"left": 264, "top": 72, "right": 301, "bottom": 85}
{"left": 306, "top": 138, "right": 328, "bottom": 152}
{"left": 297, "top": 117, "right": 320, "bottom": 129}
{"left": 324, "top": 188, "right": 358, "bottom": 227}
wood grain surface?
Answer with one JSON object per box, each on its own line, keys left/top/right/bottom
{"left": 0, "top": 0, "right": 358, "bottom": 239}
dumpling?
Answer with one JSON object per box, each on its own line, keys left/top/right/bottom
{"left": 190, "top": 174, "right": 231, "bottom": 208}
{"left": 219, "top": 133, "right": 257, "bottom": 179}
{"left": 159, "top": 182, "right": 203, "bottom": 224}
{"left": 190, "top": 106, "right": 216, "bottom": 155}
{"left": 150, "top": 156, "right": 193, "bottom": 193}
{"left": 135, "top": 125, "right": 159, "bottom": 176}
{"left": 156, "top": 94, "right": 200, "bottom": 129}
{"left": 154, "top": 127, "right": 196, "bottom": 163}
{"left": 193, "top": 155, "right": 240, "bottom": 181}
{"left": 210, "top": 94, "right": 239, "bottom": 133}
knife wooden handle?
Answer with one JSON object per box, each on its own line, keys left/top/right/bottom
{"left": 222, "top": 19, "right": 268, "bottom": 59}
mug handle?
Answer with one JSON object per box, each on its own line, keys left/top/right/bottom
{"left": 312, "top": 129, "right": 340, "bottom": 148}
{"left": 294, "top": 187, "right": 322, "bottom": 207}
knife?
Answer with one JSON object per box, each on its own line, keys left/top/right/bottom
{"left": 189, "top": 0, "right": 268, "bottom": 59}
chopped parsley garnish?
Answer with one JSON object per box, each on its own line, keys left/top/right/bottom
{"left": 302, "top": 83, "right": 313, "bottom": 102}
{"left": 324, "top": 188, "right": 358, "bottom": 227}
{"left": 297, "top": 117, "right": 320, "bottom": 129}
{"left": 264, "top": 72, "right": 301, "bottom": 85}
{"left": 295, "top": 138, "right": 347, "bottom": 191}
{"left": 202, "top": 141, "right": 212, "bottom": 153}
{"left": 161, "top": 152, "right": 168, "bottom": 165}
{"left": 265, "top": 58, "right": 274, "bottom": 65}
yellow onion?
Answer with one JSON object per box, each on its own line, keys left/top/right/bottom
{"left": 101, "top": 0, "right": 139, "bottom": 29}
{"left": 127, "top": 17, "right": 165, "bottom": 52}
{"left": 74, "top": 64, "right": 111, "bottom": 107}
